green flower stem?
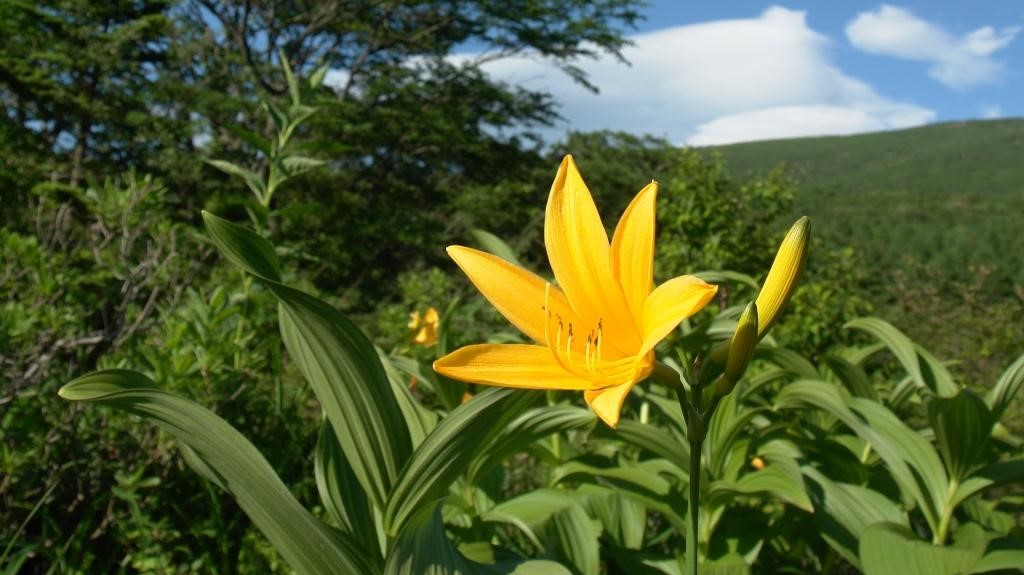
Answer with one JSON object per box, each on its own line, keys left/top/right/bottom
{"left": 687, "top": 436, "right": 702, "bottom": 575}
{"left": 653, "top": 360, "right": 725, "bottom": 575}
{"left": 934, "top": 477, "right": 960, "bottom": 545}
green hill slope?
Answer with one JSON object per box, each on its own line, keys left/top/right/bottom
{"left": 708, "top": 119, "right": 1024, "bottom": 294}
{"left": 713, "top": 118, "right": 1024, "bottom": 197}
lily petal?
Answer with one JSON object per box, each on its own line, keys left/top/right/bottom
{"left": 434, "top": 344, "right": 595, "bottom": 390}
{"left": 545, "top": 156, "right": 640, "bottom": 349}
{"left": 610, "top": 181, "right": 658, "bottom": 325}
{"left": 584, "top": 381, "right": 635, "bottom": 428}
{"left": 447, "top": 245, "right": 579, "bottom": 346}
{"left": 638, "top": 275, "right": 718, "bottom": 357}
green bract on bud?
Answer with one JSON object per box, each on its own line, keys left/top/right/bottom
{"left": 716, "top": 302, "right": 758, "bottom": 396}
{"left": 754, "top": 216, "right": 810, "bottom": 339}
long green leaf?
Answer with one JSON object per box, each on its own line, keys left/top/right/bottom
{"left": 951, "top": 459, "right": 1024, "bottom": 509}
{"left": 384, "top": 388, "right": 536, "bottom": 536}
{"left": 860, "top": 522, "right": 981, "bottom": 575}
{"left": 384, "top": 502, "right": 572, "bottom": 575}
{"left": 775, "top": 380, "right": 947, "bottom": 533}
{"left": 845, "top": 317, "right": 957, "bottom": 397}
{"left": 708, "top": 465, "right": 813, "bottom": 512}
{"left": 470, "top": 229, "right": 524, "bottom": 268}
{"left": 822, "top": 354, "right": 878, "bottom": 401}
{"left": 468, "top": 405, "right": 595, "bottom": 483}
{"left": 801, "top": 467, "right": 907, "bottom": 569}
{"left": 927, "top": 389, "right": 993, "bottom": 481}
{"left": 594, "top": 419, "right": 690, "bottom": 471}
{"left": 204, "top": 211, "right": 413, "bottom": 508}
{"left": 206, "top": 159, "right": 267, "bottom": 202}
{"left": 314, "top": 420, "right": 381, "bottom": 556}
{"left": 59, "top": 370, "right": 378, "bottom": 575}
{"left": 551, "top": 500, "right": 601, "bottom": 575}
{"left": 986, "top": 353, "right": 1024, "bottom": 423}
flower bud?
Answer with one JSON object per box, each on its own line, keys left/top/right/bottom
{"left": 715, "top": 302, "right": 758, "bottom": 396}
{"left": 754, "top": 216, "right": 810, "bottom": 339}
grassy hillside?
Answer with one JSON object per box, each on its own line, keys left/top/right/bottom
{"left": 707, "top": 119, "right": 1024, "bottom": 290}
{"left": 713, "top": 118, "right": 1024, "bottom": 197}
{"left": 708, "top": 119, "right": 1024, "bottom": 387}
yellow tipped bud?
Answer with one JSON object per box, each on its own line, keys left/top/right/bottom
{"left": 716, "top": 302, "right": 758, "bottom": 396}
{"left": 754, "top": 216, "right": 810, "bottom": 339}
{"left": 751, "top": 456, "right": 766, "bottom": 470}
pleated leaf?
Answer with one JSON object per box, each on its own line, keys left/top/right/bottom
{"left": 470, "top": 229, "right": 524, "bottom": 269}
{"left": 860, "top": 523, "right": 981, "bottom": 575}
{"left": 551, "top": 500, "right": 601, "bottom": 575}
{"left": 927, "top": 389, "right": 994, "bottom": 481}
{"left": 314, "top": 419, "right": 381, "bottom": 556}
{"left": 775, "top": 380, "right": 948, "bottom": 533}
{"left": 986, "top": 353, "right": 1024, "bottom": 423}
{"left": 59, "top": 370, "right": 379, "bottom": 575}
{"left": 468, "top": 405, "right": 595, "bottom": 484}
{"left": 845, "top": 317, "right": 957, "bottom": 397}
{"left": 204, "top": 211, "right": 412, "bottom": 509}
{"left": 384, "top": 502, "right": 572, "bottom": 575}
{"left": 801, "top": 467, "right": 907, "bottom": 569}
{"left": 384, "top": 388, "right": 537, "bottom": 536}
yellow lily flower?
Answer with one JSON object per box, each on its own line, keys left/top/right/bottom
{"left": 433, "top": 155, "right": 717, "bottom": 427}
{"left": 410, "top": 306, "right": 440, "bottom": 347}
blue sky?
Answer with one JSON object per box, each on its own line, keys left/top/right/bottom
{"left": 469, "top": 2, "right": 1022, "bottom": 145}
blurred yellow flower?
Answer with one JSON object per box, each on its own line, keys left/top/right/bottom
{"left": 409, "top": 306, "right": 440, "bottom": 347}
{"left": 433, "top": 155, "right": 717, "bottom": 427}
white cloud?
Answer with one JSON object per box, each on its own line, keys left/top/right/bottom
{"left": 846, "top": 5, "right": 1020, "bottom": 90}
{"left": 688, "top": 103, "right": 934, "bottom": 146}
{"left": 460, "top": 6, "right": 934, "bottom": 145}
{"left": 980, "top": 103, "right": 1003, "bottom": 119}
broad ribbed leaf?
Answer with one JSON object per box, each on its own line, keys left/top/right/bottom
{"left": 754, "top": 346, "right": 818, "bottom": 379}
{"left": 59, "top": 370, "right": 378, "bottom": 575}
{"left": 593, "top": 418, "right": 689, "bottom": 470}
{"left": 201, "top": 211, "right": 280, "bottom": 280}
{"left": 971, "top": 538, "right": 1024, "bottom": 574}
{"left": 314, "top": 420, "right": 380, "bottom": 556}
{"left": 775, "top": 380, "right": 947, "bottom": 533}
{"left": 379, "top": 351, "right": 439, "bottom": 446}
{"left": 470, "top": 229, "right": 524, "bottom": 268}
{"left": 802, "top": 467, "right": 907, "bottom": 569}
{"left": 579, "top": 486, "right": 646, "bottom": 550}
{"left": 707, "top": 392, "right": 765, "bottom": 478}
{"left": 205, "top": 160, "right": 267, "bottom": 201}
{"left": 553, "top": 460, "right": 687, "bottom": 531}
{"left": 928, "top": 389, "right": 994, "bottom": 481}
{"left": 822, "top": 354, "right": 878, "bottom": 401}
{"left": 469, "top": 405, "right": 595, "bottom": 484}
{"left": 987, "top": 353, "right": 1024, "bottom": 423}
{"left": 709, "top": 465, "right": 812, "bottom": 512}
{"left": 483, "top": 488, "right": 575, "bottom": 538}
{"left": 384, "top": 503, "right": 572, "bottom": 575}
{"left": 551, "top": 501, "right": 601, "bottom": 575}
{"left": 860, "top": 523, "right": 981, "bottom": 575}
{"left": 384, "top": 388, "right": 536, "bottom": 536}
{"left": 952, "top": 459, "right": 1024, "bottom": 509}
{"left": 204, "top": 211, "right": 412, "bottom": 509}
{"left": 845, "top": 317, "right": 957, "bottom": 397}
{"left": 693, "top": 270, "right": 760, "bottom": 291}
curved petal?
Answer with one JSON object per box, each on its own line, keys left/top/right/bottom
{"left": 584, "top": 381, "right": 635, "bottom": 428}
{"left": 447, "top": 245, "right": 578, "bottom": 345}
{"left": 638, "top": 275, "right": 718, "bottom": 357}
{"left": 545, "top": 155, "right": 640, "bottom": 349}
{"left": 433, "top": 344, "right": 596, "bottom": 390}
{"left": 610, "top": 181, "right": 658, "bottom": 326}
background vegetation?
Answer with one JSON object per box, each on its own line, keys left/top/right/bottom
{"left": 1, "top": 1, "right": 1021, "bottom": 574}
